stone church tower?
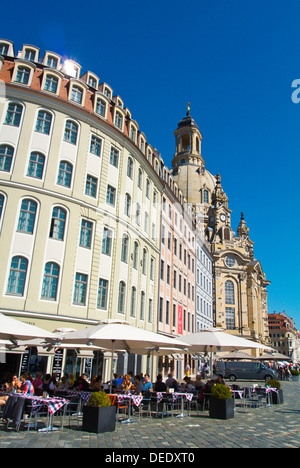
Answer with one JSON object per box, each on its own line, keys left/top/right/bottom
{"left": 171, "top": 107, "right": 270, "bottom": 345}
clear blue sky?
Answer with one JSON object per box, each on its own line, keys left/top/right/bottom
{"left": 1, "top": 0, "right": 300, "bottom": 327}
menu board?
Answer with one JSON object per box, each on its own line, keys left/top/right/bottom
{"left": 52, "top": 348, "right": 64, "bottom": 379}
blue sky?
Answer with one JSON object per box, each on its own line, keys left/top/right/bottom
{"left": 1, "top": 0, "right": 300, "bottom": 327}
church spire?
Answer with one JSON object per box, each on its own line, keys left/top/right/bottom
{"left": 237, "top": 212, "right": 250, "bottom": 238}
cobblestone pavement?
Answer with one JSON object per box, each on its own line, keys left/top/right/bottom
{"left": 0, "top": 381, "right": 299, "bottom": 449}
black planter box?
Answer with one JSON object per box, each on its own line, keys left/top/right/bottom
{"left": 271, "top": 389, "right": 283, "bottom": 405}
{"left": 82, "top": 405, "right": 116, "bottom": 433}
{"left": 209, "top": 398, "right": 234, "bottom": 420}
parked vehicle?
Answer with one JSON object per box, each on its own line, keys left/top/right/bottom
{"left": 216, "top": 361, "right": 277, "bottom": 382}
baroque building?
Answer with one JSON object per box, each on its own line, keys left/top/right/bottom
{"left": 172, "top": 106, "right": 270, "bottom": 345}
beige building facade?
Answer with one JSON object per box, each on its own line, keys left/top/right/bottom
{"left": 0, "top": 39, "right": 165, "bottom": 378}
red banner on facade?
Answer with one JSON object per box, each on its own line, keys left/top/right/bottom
{"left": 178, "top": 305, "right": 183, "bottom": 335}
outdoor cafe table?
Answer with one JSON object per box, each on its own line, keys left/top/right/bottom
{"left": 156, "top": 392, "right": 194, "bottom": 418}
{"left": 109, "top": 393, "right": 143, "bottom": 424}
{"left": 1, "top": 393, "right": 69, "bottom": 432}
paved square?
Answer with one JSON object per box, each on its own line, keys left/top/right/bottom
{"left": 0, "top": 382, "right": 299, "bottom": 449}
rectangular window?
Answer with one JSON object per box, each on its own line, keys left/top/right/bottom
{"left": 79, "top": 219, "right": 93, "bottom": 248}
{"left": 102, "top": 227, "right": 113, "bottom": 256}
{"left": 109, "top": 147, "right": 119, "bottom": 167}
{"left": 90, "top": 135, "right": 102, "bottom": 156}
{"left": 85, "top": 175, "right": 98, "bottom": 198}
{"left": 106, "top": 185, "right": 116, "bottom": 206}
{"left": 73, "top": 273, "right": 87, "bottom": 305}
{"left": 97, "top": 278, "right": 108, "bottom": 309}
{"left": 226, "top": 307, "right": 236, "bottom": 330}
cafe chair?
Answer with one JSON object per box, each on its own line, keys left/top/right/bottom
{"left": 26, "top": 401, "right": 50, "bottom": 432}
{"left": 61, "top": 396, "right": 82, "bottom": 429}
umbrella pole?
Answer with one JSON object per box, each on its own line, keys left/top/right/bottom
{"left": 110, "top": 340, "right": 115, "bottom": 393}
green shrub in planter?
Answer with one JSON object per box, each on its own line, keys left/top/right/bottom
{"left": 87, "top": 391, "right": 112, "bottom": 408}
{"left": 267, "top": 379, "right": 281, "bottom": 390}
{"left": 211, "top": 384, "right": 233, "bottom": 400}
{"left": 82, "top": 392, "right": 116, "bottom": 433}
{"left": 267, "top": 380, "right": 283, "bottom": 405}
{"left": 290, "top": 370, "right": 300, "bottom": 376}
{"left": 209, "top": 384, "right": 234, "bottom": 420}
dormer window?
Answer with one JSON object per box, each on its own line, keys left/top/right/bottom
{"left": 42, "top": 69, "right": 63, "bottom": 96}
{"left": 68, "top": 80, "right": 87, "bottom": 106}
{"left": 24, "top": 48, "right": 36, "bottom": 61}
{"left": 95, "top": 97, "right": 106, "bottom": 117}
{"left": 42, "top": 51, "right": 61, "bottom": 70}
{"left": 45, "top": 75, "right": 58, "bottom": 93}
{"left": 21, "top": 45, "right": 39, "bottom": 62}
{"left": 130, "top": 125, "right": 136, "bottom": 143}
{"left": 0, "top": 40, "right": 14, "bottom": 57}
{"left": 12, "top": 60, "right": 36, "bottom": 87}
{"left": 16, "top": 66, "right": 31, "bottom": 84}
{"left": 71, "top": 85, "right": 83, "bottom": 104}
{"left": 0, "top": 43, "right": 8, "bottom": 55}
{"left": 47, "top": 55, "right": 58, "bottom": 69}
{"left": 104, "top": 87, "right": 111, "bottom": 99}
{"left": 115, "top": 110, "right": 123, "bottom": 130}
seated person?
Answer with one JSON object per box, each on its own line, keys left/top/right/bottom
{"left": 91, "top": 375, "right": 102, "bottom": 391}
{"left": 134, "top": 375, "right": 144, "bottom": 394}
{"left": 215, "top": 374, "right": 226, "bottom": 385}
{"left": 42, "top": 374, "right": 56, "bottom": 396}
{"left": 195, "top": 374, "right": 205, "bottom": 390}
{"left": 121, "top": 374, "right": 133, "bottom": 393}
{"left": 78, "top": 374, "right": 90, "bottom": 391}
{"left": 165, "top": 373, "right": 177, "bottom": 389}
{"left": 57, "top": 376, "right": 70, "bottom": 392}
{"left": 143, "top": 374, "right": 153, "bottom": 391}
{"left": 32, "top": 372, "right": 43, "bottom": 396}
{"left": 154, "top": 374, "right": 167, "bottom": 392}
{"left": 20, "top": 374, "right": 35, "bottom": 395}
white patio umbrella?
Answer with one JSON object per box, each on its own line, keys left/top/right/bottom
{"left": 62, "top": 320, "right": 190, "bottom": 391}
{"left": 0, "top": 312, "right": 60, "bottom": 345}
{"left": 216, "top": 350, "right": 258, "bottom": 360}
{"left": 180, "top": 329, "right": 272, "bottom": 353}
{"left": 257, "top": 352, "right": 292, "bottom": 361}
{"left": 179, "top": 328, "right": 272, "bottom": 377}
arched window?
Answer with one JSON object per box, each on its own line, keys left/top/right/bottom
{"left": 137, "top": 168, "right": 143, "bottom": 189}
{"left": 124, "top": 193, "right": 131, "bottom": 217}
{"left": 225, "top": 280, "right": 235, "bottom": 305}
{"left": 49, "top": 206, "right": 67, "bottom": 240}
{"left": 41, "top": 262, "right": 60, "bottom": 300}
{"left": 17, "top": 199, "right": 37, "bottom": 234}
{"left": 118, "top": 281, "right": 126, "bottom": 314}
{"left": 35, "top": 110, "right": 52, "bottom": 135}
{"left": 0, "top": 145, "right": 14, "bottom": 172}
{"left": 142, "top": 248, "right": 147, "bottom": 275}
{"left": 135, "top": 203, "right": 141, "bottom": 226}
{"left": 57, "top": 161, "right": 73, "bottom": 188}
{"left": 0, "top": 194, "right": 5, "bottom": 223}
{"left": 140, "top": 291, "right": 145, "bottom": 320}
{"left": 130, "top": 286, "right": 136, "bottom": 317}
{"left": 133, "top": 241, "right": 139, "bottom": 269}
{"left": 127, "top": 157, "right": 133, "bottom": 179}
{"left": 7, "top": 256, "right": 28, "bottom": 296}
{"left": 27, "top": 152, "right": 45, "bottom": 179}
{"left": 5, "top": 102, "right": 23, "bottom": 127}
{"left": 64, "top": 120, "right": 78, "bottom": 145}
{"left": 202, "top": 189, "right": 209, "bottom": 204}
